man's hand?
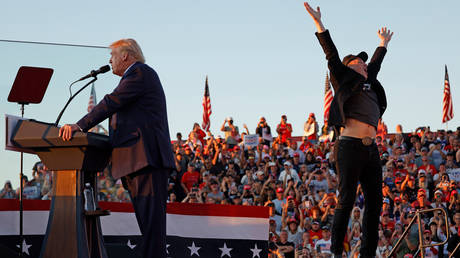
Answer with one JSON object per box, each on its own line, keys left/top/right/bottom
{"left": 378, "top": 27, "right": 394, "bottom": 48}
{"left": 59, "top": 124, "right": 80, "bottom": 141}
{"left": 303, "top": 2, "right": 326, "bottom": 33}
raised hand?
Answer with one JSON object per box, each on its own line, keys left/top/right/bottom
{"left": 378, "top": 27, "right": 394, "bottom": 48}
{"left": 303, "top": 2, "right": 326, "bottom": 32}
{"left": 303, "top": 2, "right": 321, "bottom": 22}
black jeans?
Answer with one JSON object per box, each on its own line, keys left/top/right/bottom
{"left": 330, "top": 137, "right": 382, "bottom": 257}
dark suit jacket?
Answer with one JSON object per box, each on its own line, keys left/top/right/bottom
{"left": 77, "top": 62, "right": 175, "bottom": 179}
{"left": 315, "top": 30, "right": 388, "bottom": 131}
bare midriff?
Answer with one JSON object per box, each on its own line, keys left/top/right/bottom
{"left": 341, "top": 118, "right": 376, "bottom": 138}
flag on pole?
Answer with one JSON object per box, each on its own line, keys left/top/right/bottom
{"left": 202, "top": 76, "right": 212, "bottom": 131}
{"left": 323, "top": 72, "right": 333, "bottom": 122}
{"left": 442, "top": 65, "right": 454, "bottom": 123}
{"left": 88, "top": 83, "right": 97, "bottom": 113}
{"left": 87, "top": 84, "right": 106, "bottom": 134}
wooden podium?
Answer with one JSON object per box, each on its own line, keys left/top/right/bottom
{"left": 10, "top": 119, "right": 111, "bottom": 258}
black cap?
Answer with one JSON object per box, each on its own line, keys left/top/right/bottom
{"left": 342, "top": 51, "right": 368, "bottom": 66}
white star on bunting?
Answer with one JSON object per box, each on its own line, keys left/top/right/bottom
{"left": 250, "top": 243, "right": 262, "bottom": 258}
{"left": 166, "top": 244, "right": 170, "bottom": 254}
{"left": 219, "top": 242, "right": 233, "bottom": 257}
{"left": 127, "top": 239, "right": 136, "bottom": 250}
{"left": 188, "top": 241, "right": 201, "bottom": 256}
{"left": 16, "top": 239, "right": 32, "bottom": 255}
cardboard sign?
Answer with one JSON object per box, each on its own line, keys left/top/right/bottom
{"left": 447, "top": 168, "right": 460, "bottom": 182}
{"left": 243, "top": 134, "right": 259, "bottom": 148}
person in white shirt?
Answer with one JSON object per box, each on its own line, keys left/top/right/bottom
{"left": 278, "top": 161, "right": 300, "bottom": 186}
{"left": 303, "top": 113, "right": 319, "bottom": 143}
{"left": 315, "top": 225, "right": 332, "bottom": 255}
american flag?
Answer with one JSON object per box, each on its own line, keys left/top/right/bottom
{"left": 87, "top": 84, "right": 103, "bottom": 133}
{"left": 88, "top": 83, "right": 97, "bottom": 113}
{"left": 442, "top": 65, "right": 454, "bottom": 123}
{"left": 202, "top": 76, "right": 212, "bottom": 131}
{"left": 323, "top": 72, "right": 333, "bottom": 122}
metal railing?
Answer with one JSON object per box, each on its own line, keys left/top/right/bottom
{"left": 387, "top": 207, "right": 450, "bottom": 258}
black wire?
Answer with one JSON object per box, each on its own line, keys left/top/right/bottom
{"left": 0, "top": 39, "right": 108, "bottom": 49}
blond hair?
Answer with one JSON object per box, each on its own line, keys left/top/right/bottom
{"left": 110, "top": 39, "right": 145, "bottom": 63}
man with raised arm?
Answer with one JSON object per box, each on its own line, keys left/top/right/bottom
{"left": 303, "top": 2, "right": 393, "bottom": 257}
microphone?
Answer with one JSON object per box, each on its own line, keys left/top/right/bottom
{"left": 78, "top": 65, "right": 110, "bottom": 81}
{"left": 55, "top": 65, "right": 110, "bottom": 126}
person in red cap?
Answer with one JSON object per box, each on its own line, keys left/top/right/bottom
{"left": 304, "top": 2, "right": 394, "bottom": 257}
{"left": 303, "top": 112, "right": 319, "bottom": 143}
{"left": 422, "top": 229, "right": 439, "bottom": 257}
{"left": 273, "top": 187, "right": 286, "bottom": 218}
{"left": 401, "top": 174, "right": 418, "bottom": 203}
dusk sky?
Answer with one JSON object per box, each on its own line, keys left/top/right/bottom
{"left": 1, "top": 1, "right": 458, "bottom": 187}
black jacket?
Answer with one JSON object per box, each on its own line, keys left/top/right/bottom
{"left": 77, "top": 62, "right": 175, "bottom": 178}
{"left": 315, "top": 30, "right": 387, "bottom": 131}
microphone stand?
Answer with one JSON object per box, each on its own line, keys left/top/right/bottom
{"left": 55, "top": 77, "right": 98, "bottom": 126}
{"left": 19, "top": 102, "right": 26, "bottom": 258}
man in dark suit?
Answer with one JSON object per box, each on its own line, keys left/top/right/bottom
{"left": 60, "top": 38, "right": 174, "bottom": 258}
{"left": 304, "top": 2, "right": 393, "bottom": 257}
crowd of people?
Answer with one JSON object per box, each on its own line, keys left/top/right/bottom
{"left": 2, "top": 115, "right": 460, "bottom": 257}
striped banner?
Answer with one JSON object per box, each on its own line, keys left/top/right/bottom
{"left": 0, "top": 200, "right": 268, "bottom": 258}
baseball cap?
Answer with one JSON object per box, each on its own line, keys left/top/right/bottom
{"left": 288, "top": 218, "right": 298, "bottom": 224}
{"left": 276, "top": 187, "right": 284, "bottom": 193}
{"left": 418, "top": 170, "right": 426, "bottom": 176}
{"left": 394, "top": 196, "right": 401, "bottom": 203}
{"left": 421, "top": 147, "right": 428, "bottom": 152}
{"left": 342, "top": 51, "right": 368, "bottom": 66}
{"left": 293, "top": 152, "right": 300, "bottom": 157}
{"left": 435, "top": 189, "right": 443, "bottom": 196}
{"left": 309, "top": 113, "right": 315, "bottom": 118}
{"left": 243, "top": 185, "right": 252, "bottom": 190}
{"left": 256, "top": 171, "right": 264, "bottom": 176}
{"left": 312, "top": 220, "right": 320, "bottom": 225}
{"left": 321, "top": 225, "right": 330, "bottom": 230}
{"left": 268, "top": 162, "right": 276, "bottom": 167}
{"left": 383, "top": 198, "right": 390, "bottom": 204}
{"left": 283, "top": 161, "right": 291, "bottom": 166}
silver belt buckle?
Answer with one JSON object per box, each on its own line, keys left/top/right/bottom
{"left": 363, "top": 83, "right": 371, "bottom": 91}
{"left": 362, "top": 137, "right": 373, "bottom": 146}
